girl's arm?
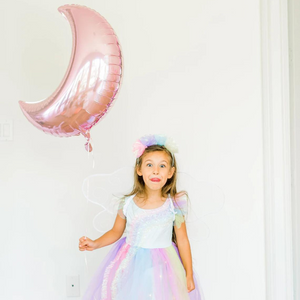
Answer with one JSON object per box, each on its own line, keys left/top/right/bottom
{"left": 174, "top": 222, "right": 193, "bottom": 277}
{"left": 94, "top": 214, "right": 126, "bottom": 249}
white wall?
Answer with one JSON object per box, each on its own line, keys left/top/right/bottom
{"left": 0, "top": 0, "right": 265, "bottom": 299}
{"left": 289, "top": 0, "right": 300, "bottom": 298}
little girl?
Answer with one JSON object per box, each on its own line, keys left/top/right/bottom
{"left": 79, "top": 134, "right": 205, "bottom": 300}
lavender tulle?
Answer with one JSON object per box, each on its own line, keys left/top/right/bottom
{"left": 82, "top": 237, "right": 204, "bottom": 300}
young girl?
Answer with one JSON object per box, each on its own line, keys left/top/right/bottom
{"left": 79, "top": 134, "right": 205, "bottom": 300}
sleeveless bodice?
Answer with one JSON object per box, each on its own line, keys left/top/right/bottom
{"left": 122, "top": 194, "right": 177, "bottom": 248}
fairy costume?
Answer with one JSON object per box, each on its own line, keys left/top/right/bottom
{"left": 82, "top": 192, "right": 205, "bottom": 300}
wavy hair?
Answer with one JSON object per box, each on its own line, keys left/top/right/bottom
{"left": 124, "top": 144, "right": 188, "bottom": 246}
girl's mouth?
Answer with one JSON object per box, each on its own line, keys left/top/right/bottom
{"left": 150, "top": 178, "right": 161, "bottom": 182}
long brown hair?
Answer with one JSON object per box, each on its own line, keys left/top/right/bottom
{"left": 124, "top": 144, "right": 188, "bottom": 246}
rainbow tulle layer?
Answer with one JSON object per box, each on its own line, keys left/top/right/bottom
{"left": 82, "top": 237, "right": 205, "bottom": 300}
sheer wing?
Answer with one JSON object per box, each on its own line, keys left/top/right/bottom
{"left": 81, "top": 166, "right": 134, "bottom": 233}
{"left": 176, "top": 172, "right": 225, "bottom": 242}
{"left": 82, "top": 167, "right": 225, "bottom": 242}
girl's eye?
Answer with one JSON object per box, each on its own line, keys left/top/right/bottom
{"left": 145, "top": 163, "right": 166, "bottom": 168}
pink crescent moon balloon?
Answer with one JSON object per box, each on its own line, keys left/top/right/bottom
{"left": 18, "top": 4, "right": 123, "bottom": 152}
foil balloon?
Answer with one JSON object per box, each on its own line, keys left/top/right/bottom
{"left": 18, "top": 4, "right": 123, "bottom": 152}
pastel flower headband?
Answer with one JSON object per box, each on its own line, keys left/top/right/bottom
{"left": 132, "top": 134, "right": 178, "bottom": 166}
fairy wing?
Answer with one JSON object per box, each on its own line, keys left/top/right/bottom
{"left": 81, "top": 166, "right": 134, "bottom": 233}
{"left": 82, "top": 168, "right": 225, "bottom": 243}
{"left": 175, "top": 172, "right": 225, "bottom": 242}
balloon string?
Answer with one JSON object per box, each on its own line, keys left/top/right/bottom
{"left": 84, "top": 135, "right": 95, "bottom": 279}
{"left": 87, "top": 135, "right": 95, "bottom": 168}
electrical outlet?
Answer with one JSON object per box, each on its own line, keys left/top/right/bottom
{"left": 66, "top": 275, "right": 80, "bottom": 297}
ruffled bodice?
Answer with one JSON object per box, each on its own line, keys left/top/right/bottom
{"left": 117, "top": 193, "right": 188, "bottom": 249}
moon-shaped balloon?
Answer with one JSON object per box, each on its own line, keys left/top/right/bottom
{"left": 18, "top": 4, "right": 123, "bottom": 152}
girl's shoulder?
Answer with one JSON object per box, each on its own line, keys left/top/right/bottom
{"left": 117, "top": 194, "right": 134, "bottom": 219}
{"left": 118, "top": 194, "right": 133, "bottom": 208}
{"left": 172, "top": 191, "right": 188, "bottom": 206}
{"left": 171, "top": 191, "right": 189, "bottom": 229}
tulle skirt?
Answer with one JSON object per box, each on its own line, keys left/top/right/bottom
{"left": 82, "top": 237, "right": 205, "bottom": 300}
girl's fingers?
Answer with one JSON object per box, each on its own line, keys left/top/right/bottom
{"left": 78, "top": 237, "right": 93, "bottom": 251}
{"left": 79, "top": 243, "right": 89, "bottom": 249}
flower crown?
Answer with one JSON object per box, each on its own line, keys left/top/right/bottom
{"left": 132, "top": 134, "right": 178, "bottom": 166}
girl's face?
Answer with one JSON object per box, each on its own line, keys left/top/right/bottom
{"left": 137, "top": 151, "right": 175, "bottom": 193}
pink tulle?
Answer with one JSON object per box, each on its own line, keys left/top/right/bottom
{"left": 82, "top": 237, "right": 205, "bottom": 300}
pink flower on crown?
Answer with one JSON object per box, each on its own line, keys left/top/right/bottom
{"left": 132, "top": 139, "right": 147, "bottom": 158}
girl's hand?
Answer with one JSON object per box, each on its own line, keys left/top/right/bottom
{"left": 78, "top": 236, "right": 96, "bottom": 251}
{"left": 186, "top": 275, "right": 195, "bottom": 293}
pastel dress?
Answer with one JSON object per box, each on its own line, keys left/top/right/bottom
{"left": 82, "top": 193, "right": 205, "bottom": 300}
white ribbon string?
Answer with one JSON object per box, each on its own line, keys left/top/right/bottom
{"left": 84, "top": 135, "right": 95, "bottom": 278}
